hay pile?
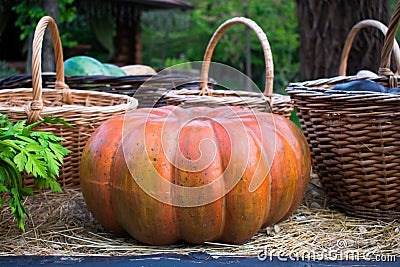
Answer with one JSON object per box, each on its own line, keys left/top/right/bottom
{"left": 0, "top": 177, "right": 399, "bottom": 260}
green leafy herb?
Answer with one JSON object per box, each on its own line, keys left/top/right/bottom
{"left": 0, "top": 113, "right": 71, "bottom": 231}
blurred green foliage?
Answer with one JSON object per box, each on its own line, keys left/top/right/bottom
{"left": 141, "top": 0, "right": 299, "bottom": 94}
{"left": 12, "top": 0, "right": 77, "bottom": 47}
{"left": 7, "top": 0, "right": 299, "bottom": 95}
{"left": 0, "top": 61, "right": 19, "bottom": 78}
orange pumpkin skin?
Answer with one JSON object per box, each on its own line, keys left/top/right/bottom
{"left": 80, "top": 115, "right": 126, "bottom": 234}
{"left": 80, "top": 106, "right": 311, "bottom": 245}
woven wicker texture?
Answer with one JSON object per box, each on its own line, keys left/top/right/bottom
{"left": 0, "top": 16, "right": 137, "bottom": 189}
{"left": 0, "top": 73, "right": 207, "bottom": 109}
{"left": 286, "top": 16, "right": 400, "bottom": 220}
{"left": 163, "top": 17, "right": 293, "bottom": 118}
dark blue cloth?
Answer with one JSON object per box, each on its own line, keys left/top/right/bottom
{"left": 332, "top": 80, "right": 387, "bottom": 93}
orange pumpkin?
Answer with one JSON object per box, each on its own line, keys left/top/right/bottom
{"left": 80, "top": 106, "right": 311, "bottom": 245}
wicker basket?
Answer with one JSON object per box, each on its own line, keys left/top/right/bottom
{"left": 286, "top": 15, "right": 400, "bottom": 220}
{"left": 163, "top": 17, "right": 293, "bottom": 118}
{"left": 0, "top": 73, "right": 203, "bottom": 109}
{"left": 0, "top": 16, "right": 137, "bottom": 189}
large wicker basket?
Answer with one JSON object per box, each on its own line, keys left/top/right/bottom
{"left": 286, "top": 14, "right": 400, "bottom": 220}
{"left": 163, "top": 17, "right": 293, "bottom": 118}
{"left": 0, "top": 16, "right": 137, "bottom": 189}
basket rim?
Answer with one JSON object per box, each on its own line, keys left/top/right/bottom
{"left": 0, "top": 88, "right": 138, "bottom": 113}
{"left": 164, "top": 88, "right": 268, "bottom": 97}
{"left": 287, "top": 75, "right": 400, "bottom": 97}
{"left": 164, "top": 88, "right": 290, "bottom": 99}
{"left": 0, "top": 87, "right": 135, "bottom": 98}
{"left": 163, "top": 88, "right": 270, "bottom": 106}
{"left": 163, "top": 89, "right": 294, "bottom": 114}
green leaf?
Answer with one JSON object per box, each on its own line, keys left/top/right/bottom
{"left": 49, "top": 180, "right": 62, "bottom": 193}
{"left": 44, "top": 116, "right": 73, "bottom": 128}
{"left": 9, "top": 187, "right": 27, "bottom": 232}
{"left": 25, "top": 142, "right": 45, "bottom": 153}
{"left": 21, "top": 187, "right": 34, "bottom": 196}
{"left": 27, "top": 116, "right": 73, "bottom": 131}
{"left": 22, "top": 126, "right": 31, "bottom": 137}
{"left": 4, "top": 120, "right": 25, "bottom": 135}
{"left": 0, "top": 146, "right": 16, "bottom": 160}
{"left": 0, "top": 166, "right": 9, "bottom": 188}
{"left": 43, "top": 148, "right": 61, "bottom": 177}
{"left": 37, "top": 138, "right": 49, "bottom": 148}
{"left": 14, "top": 152, "right": 27, "bottom": 172}
{"left": 49, "top": 142, "right": 71, "bottom": 162}
{"left": 34, "top": 175, "right": 61, "bottom": 192}
{"left": 0, "top": 185, "right": 9, "bottom": 193}
{"left": 0, "top": 113, "right": 69, "bottom": 231}
{"left": 0, "top": 114, "right": 11, "bottom": 128}
{"left": 16, "top": 135, "right": 36, "bottom": 144}
{"left": 0, "top": 139, "right": 21, "bottom": 149}
{"left": 31, "top": 131, "right": 65, "bottom": 142}
{"left": 2, "top": 157, "right": 21, "bottom": 184}
{"left": 26, "top": 154, "right": 47, "bottom": 178}
{"left": 0, "top": 162, "right": 11, "bottom": 187}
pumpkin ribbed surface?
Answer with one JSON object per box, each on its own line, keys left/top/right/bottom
{"left": 80, "top": 106, "right": 311, "bottom": 245}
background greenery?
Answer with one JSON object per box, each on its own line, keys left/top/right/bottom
{"left": 141, "top": 0, "right": 299, "bottom": 94}
{"left": 7, "top": 0, "right": 298, "bottom": 94}
{"left": 5, "top": 0, "right": 400, "bottom": 93}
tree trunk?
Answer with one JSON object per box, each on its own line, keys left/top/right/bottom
{"left": 113, "top": 11, "right": 142, "bottom": 65}
{"left": 42, "top": 0, "right": 59, "bottom": 72}
{"left": 296, "top": 0, "right": 390, "bottom": 81}
{"left": 134, "top": 12, "right": 142, "bottom": 64}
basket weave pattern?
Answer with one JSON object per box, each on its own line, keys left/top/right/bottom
{"left": 0, "top": 16, "right": 137, "bottom": 189}
{"left": 0, "top": 73, "right": 201, "bottom": 109}
{"left": 289, "top": 89, "right": 400, "bottom": 220}
{"left": 286, "top": 15, "right": 400, "bottom": 220}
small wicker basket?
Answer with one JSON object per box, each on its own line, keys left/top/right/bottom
{"left": 286, "top": 15, "right": 400, "bottom": 220}
{"left": 0, "top": 16, "right": 137, "bottom": 189}
{"left": 163, "top": 17, "right": 293, "bottom": 118}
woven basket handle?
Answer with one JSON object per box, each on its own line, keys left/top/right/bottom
{"left": 29, "top": 16, "right": 71, "bottom": 123}
{"left": 339, "top": 19, "right": 400, "bottom": 76}
{"left": 199, "top": 17, "right": 274, "bottom": 97}
{"left": 380, "top": 1, "right": 400, "bottom": 87}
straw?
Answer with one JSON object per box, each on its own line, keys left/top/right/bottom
{"left": 1, "top": 175, "right": 398, "bottom": 260}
